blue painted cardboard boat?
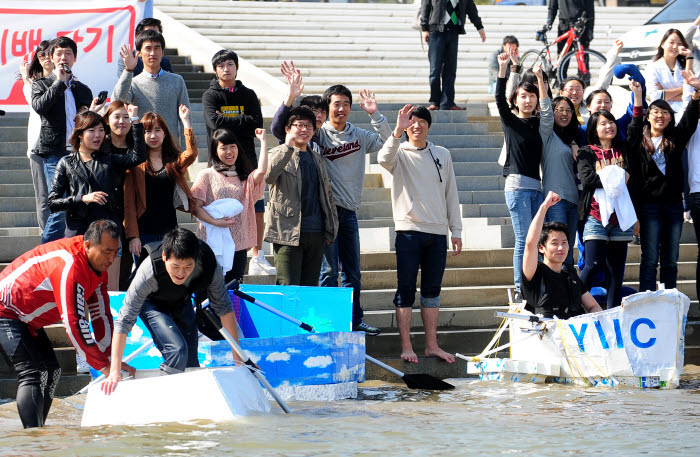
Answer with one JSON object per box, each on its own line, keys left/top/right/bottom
{"left": 107, "top": 285, "right": 365, "bottom": 400}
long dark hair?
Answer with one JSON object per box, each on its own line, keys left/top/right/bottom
{"left": 69, "top": 111, "right": 108, "bottom": 152}
{"left": 141, "top": 112, "right": 180, "bottom": 165}
{"left": 653, "top": 28, "right": 689, "bottom": 69}
{"left": 585, "top": 110, "right": 620, "bottom": 149}
{"left": 552, "top": 96, "right": 579, "bottom": 145}
{"left": 19, "top": 40, "right": 51, "bottom": 81}
{"left": 102, "top": 100, "right": 134, "bottom": 150}
{"left": 208, "top": 128, "right": 254, "bottom": 181}
{"left": 642, "top": 99, "right": 676, "bottom": 156}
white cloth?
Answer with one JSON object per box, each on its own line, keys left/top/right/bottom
{"left": 593, "top": 165, "right": 637, "bottom": 231}
{"left": 200, "top": 198, "right": 244, "bottom": 270}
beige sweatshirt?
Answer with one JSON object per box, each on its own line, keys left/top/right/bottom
{"left": 377, "top": 135, "right": 462, "bottom": 239}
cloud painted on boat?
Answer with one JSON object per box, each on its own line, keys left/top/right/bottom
{"left": 304, "top": 355, "right": 333, "bottom": 368}
{"left": 266, "top": 351, "right": 291, "bottom": 362}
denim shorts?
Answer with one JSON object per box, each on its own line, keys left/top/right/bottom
{"left": 254, "top": 199, "right": 265, "bottom": 213}
{"left": 582, "top": 215, "right": 633, "bottom": 242}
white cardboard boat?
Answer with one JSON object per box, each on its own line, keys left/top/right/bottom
{"left": 81, "top": 367, "right": 271, "bottom": 427}
{"left": 464, "top": 289, "right": 690, "bottom": 389}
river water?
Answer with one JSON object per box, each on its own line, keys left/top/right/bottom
{"left": 1, "top": 369, "right": 699, "bottom": 456}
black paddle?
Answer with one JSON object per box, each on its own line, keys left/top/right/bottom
{"left": 231, "top": 288, "right": 455, "bottom": 391}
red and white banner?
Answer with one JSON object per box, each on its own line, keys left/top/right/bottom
{"left": 0, "top": 1, "right": 144, "bottom": 112}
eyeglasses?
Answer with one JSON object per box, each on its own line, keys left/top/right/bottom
{"left": 554, "top": 108, "right": 573, "bottom": 115}
{"left": 563, "top": 86, "right": 584, "bottom": 93}
{"left": 648, "top": 109, "right": 671, "bottom": 117}
{"left": 291, "top": 123, "right": 314, "bottom": 131}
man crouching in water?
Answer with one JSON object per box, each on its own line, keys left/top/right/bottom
{"left": 522, "top": 191, "right": 603, "bottom": 317}
{"left": 102, "top": 228, "right": 241, "bottom": 394}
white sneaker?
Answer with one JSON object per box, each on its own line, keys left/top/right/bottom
{"left": 248, "top": 252, "right": 276, "bottom": 276}
{"left": 76, "top": 353, "right": 91, "bottom": 374}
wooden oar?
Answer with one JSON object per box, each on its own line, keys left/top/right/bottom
{"left": 232, "top": 288, "right": 455, "bottom": 391}
{"left": 200, "top": 305, "right": 292, "bottom": 414}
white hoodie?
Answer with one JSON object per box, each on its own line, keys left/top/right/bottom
{"left": 377, "top": 135, "right": 462, "bottom": 239}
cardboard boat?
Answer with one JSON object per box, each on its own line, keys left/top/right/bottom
{"left": 465, "top": 289, "right": 690, "bottom": 389}
{"left": 81, "top": 367, "right": 272, "bottom": 427}
{"left": 96, "top": 286, "right": 365, "bottom": 403}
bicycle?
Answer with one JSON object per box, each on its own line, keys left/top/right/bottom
{"left": 519, "top": 14, "right": 606, "bottom": 90}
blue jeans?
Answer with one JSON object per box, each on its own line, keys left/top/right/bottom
{"left": 320, "top": 206, "right": 363, "bottom": 325}
{"left": 393, "top": 231, "right": 447, "bottom": 308}
{"left": 545, "top": 199, "right": 578, "bottom": 265}
{"left": 428, "top": 28, "right": 459, "bottom": 109}
{"left": 139, "top": 300, "right": 199, "bottom": 374}
{"left": 41, "top": 154, "right": 66, "bottom": 244}
{"left": 638, "top": 201, "right": 684, "bottom": 292}
{"left": 505, "top": 189, "right": 543, "bottom": 291}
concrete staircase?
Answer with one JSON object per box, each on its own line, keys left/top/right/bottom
{"left": 154, "top": 1, "right": 659, "bottom": 103}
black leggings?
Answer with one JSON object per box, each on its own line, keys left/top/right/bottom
{"left": 224, "top": 249, "right": 248, "bottom": 284}
{"left": 579, "top": 240, "right": 628, "bottom": 309}
{"left": 0, "top": 319, "right": 61, "bottom": 428}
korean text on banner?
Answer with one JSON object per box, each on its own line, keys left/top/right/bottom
{"left": 0, "top": 1, "right": 144, "bottom": 112}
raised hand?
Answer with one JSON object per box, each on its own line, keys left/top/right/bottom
{"left": 509, "top": 47, "right": 520, "bottom": 65}
{"left": 89, "top": 97, "right": 106, "bottom": 113}
{"left": 613, "top": 39, "right": 624, "bottom": 55}
{"left": 679, "top": 46, "right": 693, "bottom": 58}
{"left": 532, "top": 64, "right": 543, "bottom": 80}
{"left": 543, "top": 191, "right": 561, "bottom": 208}
{"left": 179, "top": 104, "right": 191, "bottom": 129}
{"left": 393, "top": 104, "right": 414, "bottom": 137}
{"left": 127, "top": 104, "right": 139, "bottom": 119}
{"left": 682, "top": 69, "right": 700, "bottom": 89}
{"left": 280, "top": 60, "right": 296, "bottom": 79}
{"left": 359, "top": 89, "right": 378, "bottom": 115}
{"left": 20, "top": 59, "right": 30, "bottom": 82}
{"left": 284, "top": 68, "right": 304, "bottom": 106}
{"left": 120, "top": 44, "right": 138, "bottom": 71}
{"left": 630, "top": 80, "right": 643, "bottom": 97}
{"left": 497, "top": 52, "right": 510, "bottom": 71}
{"left": 255, "top": 128, "right": 266, "bottom": 142}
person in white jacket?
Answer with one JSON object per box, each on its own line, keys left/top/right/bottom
{"left": 377, "top": 105, "right": 462, "bottom": 364}
{"left": 644, "top": 28, "right": 693, "bottom": 117}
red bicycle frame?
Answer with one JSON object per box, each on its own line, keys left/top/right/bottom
{"left": 545, "top": 25, "right": 589, "bottom": 77}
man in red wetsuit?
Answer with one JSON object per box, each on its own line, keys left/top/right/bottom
{"left": 0, "top": 220, "right": 133, "bottom": 428}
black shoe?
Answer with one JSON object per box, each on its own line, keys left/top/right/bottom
{"left": 353, "top": 321, "right": 381, "bottom": 336}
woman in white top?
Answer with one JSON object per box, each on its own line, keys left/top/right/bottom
{"left": 645, "top": 28, "right": 693, "bottom": 116}
{"left": 20, "top": 41, "right": 53, "bottom": 231}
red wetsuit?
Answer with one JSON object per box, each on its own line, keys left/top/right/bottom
{"left": 0, "top": 236, "right": 112, "bottom": 370}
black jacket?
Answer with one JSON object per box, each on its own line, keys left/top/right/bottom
{"left": 201, "top": 79, "right": 263, "bottom": 166}
{"left": 48, "top": 123, "right": 146, "bottom": 229}
{"left": 547, "top": 0, "right": 595, "bottom": 36}
{"left": 31, "top": 73, "right": 93, "bottom": 157}
{"left": 420, "top": 0, "right": 483, "bottom": 35}
{"left": 627, "top": 99, "right": 699, "bottom": 206}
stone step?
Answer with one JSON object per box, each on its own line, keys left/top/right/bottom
{"left": 0, "top": 126, "right": 27, "bottom": 142}
{"left": 0, "top": 156, "right": 30, "bottom": 169}
{"left": 0, "top": 183, "right": 35, "bottom": 197}
{"left": 456, "top": 175, "right": 506, "bottom": 191}
{"left": 0, "top": 142, "right": 27, "bottom": 155}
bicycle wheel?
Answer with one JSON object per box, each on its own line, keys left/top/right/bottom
{"left": 558, "top": 49, "right": 607, "bottom": 87}
{"left": 519, "top": 50, "right": 547, "bottom": 73}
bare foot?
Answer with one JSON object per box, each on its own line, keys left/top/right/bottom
{"left": 425, "top": 347, "right": 455, "bottom": 364}
{"left": 401, "top": 349, "right": 418, "bottom": 363}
